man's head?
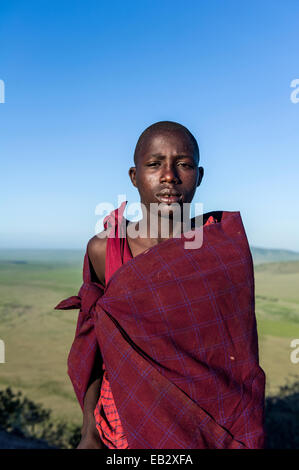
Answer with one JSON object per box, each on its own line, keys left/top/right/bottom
{"left": 129, "top": 121, "right": 204, "bottom": 212}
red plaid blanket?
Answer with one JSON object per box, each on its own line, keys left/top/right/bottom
{"left": 55, "top": 210, "right": 265, "bottom": 449}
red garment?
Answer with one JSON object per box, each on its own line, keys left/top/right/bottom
{"left": 93, "top": 202, "right": 132, "bottom": 448}
{"left": 55, "top": 202, "right": 265, "bottom": 449}
{"left": 93, "top": 203, "right": 217, "bottom": 449}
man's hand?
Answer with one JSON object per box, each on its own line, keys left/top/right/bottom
{"left": 77, "top": 425, "right": 106, "bottom": 449}
{"left": 76, "top": 372, "right": 106, "bottom": 449}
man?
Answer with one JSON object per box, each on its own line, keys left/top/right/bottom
{"left": 55, "top": 121, "right": 265, "bottom": 449}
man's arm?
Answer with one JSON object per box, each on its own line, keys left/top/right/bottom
{"left": 87, "top": 234, "right": 107, "bottom": 286}
{"left": 77, "top": 379, "right": 104, "bottom": 448}
{"left": 77, "top": 373, "right": 106, "bottom": 449}
{"left": 76, "top": 235, "right": 108, "bottom": 449}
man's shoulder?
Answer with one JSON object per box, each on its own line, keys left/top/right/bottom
{"left": 87, "top": 232, "right": 108, "bottom": 285}
{"left": 87, "top": 232, "right": 107, "bottom": 259}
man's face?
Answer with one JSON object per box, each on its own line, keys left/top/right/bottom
{"left": 129, "top": 130, "right": 203, "bottom": 215}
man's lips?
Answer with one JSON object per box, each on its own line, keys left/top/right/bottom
{"left": 155, "top": 191, "right": 183, "bottom": 205}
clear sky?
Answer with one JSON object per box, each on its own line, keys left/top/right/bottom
{"left": 1, "top": 0, "right": 299, "bottom": 250}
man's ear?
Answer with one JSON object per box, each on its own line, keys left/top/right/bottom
{"left": 197, "top": 166, "right": 204, "bottom": 187}
{"left": 128, "top": 167, "right": 137, "bottom": 188}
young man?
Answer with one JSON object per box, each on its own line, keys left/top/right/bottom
{"left": 55, "top": 121, "right": 266, "bottom": 449}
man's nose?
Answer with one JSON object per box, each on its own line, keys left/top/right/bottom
{"left": 160, "top": 164, "right": 180, "bottom": 184}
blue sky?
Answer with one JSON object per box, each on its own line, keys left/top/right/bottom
{"left": 1, "top": 0, "right": 299, "bottom": 250}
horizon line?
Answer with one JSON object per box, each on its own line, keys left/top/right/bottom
{"left": 0, "top": 246, "right": 299, "bottom": 254}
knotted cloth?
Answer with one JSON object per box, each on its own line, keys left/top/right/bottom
{"left": 55, "top": 207, "right": 265, "bottom": 449}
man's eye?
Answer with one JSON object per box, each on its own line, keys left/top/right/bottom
{"left": 178, "top": 163, "right": 193, "bottom": 168}
{"left": 146, "top": 162, "right": 193, "bottom": 168}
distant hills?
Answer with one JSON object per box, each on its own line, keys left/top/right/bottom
{"left": 0, "top": 249, "right": 85, "bottom": 266}
{"left": 0, "top": 246, "right": 299, "bottom": 266}
{"left": 250, "top": 247, "right": 299, "bottom": 265}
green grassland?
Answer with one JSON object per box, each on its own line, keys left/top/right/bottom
{"left": 0, "top": 250, "right": 299, "bottom": 428}
{"left": 255, "top": 261, "right": 299, "bottom": 394}
{"left": 0, "top": 256, "right": 84, "bottom": 427}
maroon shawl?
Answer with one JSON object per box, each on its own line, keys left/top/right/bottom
{"left": 55, "top": 207, "right": 265, "bottom": 449}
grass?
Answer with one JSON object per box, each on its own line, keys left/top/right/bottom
{"left": 0, "top": 258, "right": 83, "bottom": 427}
{"left": 1, "top": 254, "right": 299, "bottom": 427}
{"left": 254, "top": 261, "right": 299, "bottom": 395}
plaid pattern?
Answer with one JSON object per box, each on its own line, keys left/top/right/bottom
{"left": 94, "top": 363, "right": 129, "bottom": 448}
{"left": 93, "top": 207, "right": 217, "bottom": 449}
{"left": 55, "top": 203, "right": 265, "bottom": 449}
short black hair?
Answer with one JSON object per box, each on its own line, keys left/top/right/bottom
{"left": 133, "top": 121, "right": 200, "bottom": 166}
